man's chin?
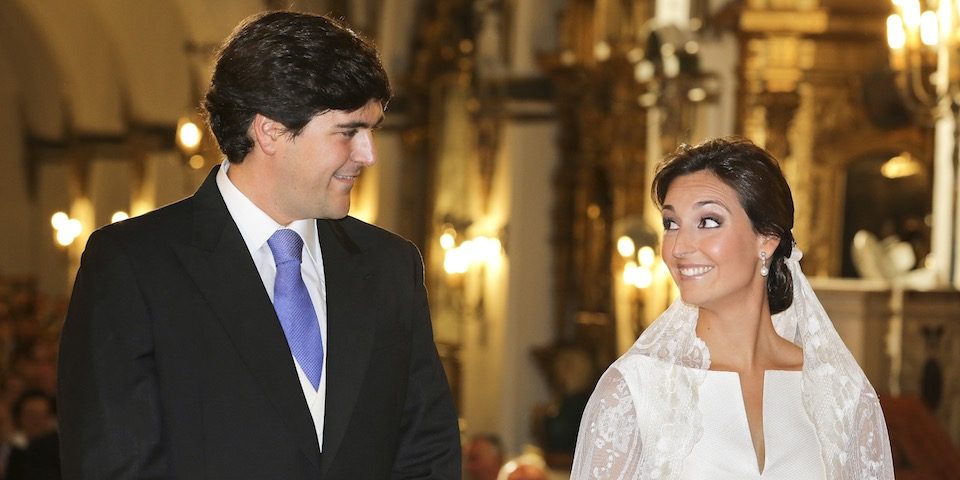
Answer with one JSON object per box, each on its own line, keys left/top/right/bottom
{"left": 314, "top": 205, "right": 350, "bottom": 220}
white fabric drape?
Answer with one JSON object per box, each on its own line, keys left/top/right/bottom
{"left": 571, "top": 248, "right": 894, "bottom": 479}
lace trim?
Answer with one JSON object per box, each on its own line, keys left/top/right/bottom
{"left": 779, "top": 248, "right": 894, "bottom": 478}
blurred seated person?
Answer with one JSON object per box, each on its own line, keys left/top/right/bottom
{"left": 465, "top": 433, "right": 504, "bottom": 480}
{"left": 498, "top": 452, "right": 548, "bottom": 480}
{"left": 0, "top": 404, "right": 13, "bottom": 479}
{"left": 6, "top": 390, "right": 59, "bottom": 480}
{"left": 0, "top": 375, "right": 25, "bottom": 411}
{"left": 25, "top": 339, "right": 58, "bottom": 397}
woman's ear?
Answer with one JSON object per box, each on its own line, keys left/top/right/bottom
{"left": 250, "top": 113, "right": 284, "bottom": 156}
{"left": 759, "top": 234, "right": 781, "bottom": 256}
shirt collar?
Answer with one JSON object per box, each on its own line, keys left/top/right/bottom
{"left": 216, "top": 161, "right": 322, "bottom": 263}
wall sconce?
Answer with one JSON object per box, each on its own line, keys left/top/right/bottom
{"left": 619, "top": 238, "right": 655, "bottom": 289}
{"left": 881, "top": 152, "right": 924, "bottom": 179}
{"left": 51, "top": 211, "right": 83, "bottom": 247}
{"left": 176, "top": 116, "right": 202, "bottom": 153}
{"left": 615, "top": 217, "right": 658, "bottom": 289}
{"left": 176, "top": 115, "right": 209, "bottom": 170}
{"left": 439, "top": 222, "right": 503, "bottom": 275}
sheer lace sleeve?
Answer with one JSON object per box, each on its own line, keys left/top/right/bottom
{"left": 571, "top": 367, "right": 641, "bottom": 480}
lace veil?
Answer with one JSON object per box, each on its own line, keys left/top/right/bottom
{"left": 570, "top": 248, "right": 894, "bottom": 479}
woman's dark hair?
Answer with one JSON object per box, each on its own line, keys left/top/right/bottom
{"left": 651, "top": 137, "right": 796, "bottom": 314}
{"left": 203, "top": 11, "right": 392, "bottom": 163}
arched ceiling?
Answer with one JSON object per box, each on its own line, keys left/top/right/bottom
{"left": 88, "top": 0, "right": 195, "bottom": 128}
{"left": 0, "top": 0, "right": 314, "bottom": 140}
{"left": 0, "top": 1, "right": 66, "bottom": 140}
{"left": 14, "top": 0, "right": 126, "bottom": 135}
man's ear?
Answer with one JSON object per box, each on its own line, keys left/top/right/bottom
{"left": 250, "top": 113, "right": 285, "bottom": 156}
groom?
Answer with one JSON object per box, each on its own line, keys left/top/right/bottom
{"left": 58, "top": 11, "right": 461, "bottom": 479}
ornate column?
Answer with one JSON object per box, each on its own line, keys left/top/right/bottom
{"left": 739, "top": 1, "right": 892, "bottom": 276}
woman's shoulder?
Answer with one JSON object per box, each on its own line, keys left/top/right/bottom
{"left": 599, "top": 349, "right": 705, "bottom": 396}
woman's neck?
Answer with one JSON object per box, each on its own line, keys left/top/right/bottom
{"left": 696, "top": 297, "right": 800, "bottom": 373}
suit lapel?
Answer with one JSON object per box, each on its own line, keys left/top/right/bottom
{"left": 316, "top": 219, "right": 376, "bottom": 476}
{"left": 172, "top": 167, "right": 322, "bottom": 470}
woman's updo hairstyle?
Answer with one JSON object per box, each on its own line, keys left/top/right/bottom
{"left": 651, "top": 137, "right": 796, "bottom": 314}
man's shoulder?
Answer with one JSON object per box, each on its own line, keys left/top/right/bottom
{"left": 90, "top": 195, "right": 196, "bottom": 246}
{"left": 330, "top": 216, "right": 414, "bottom": 248}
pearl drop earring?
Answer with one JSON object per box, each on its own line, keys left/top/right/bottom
{"left": 760, "top": 251, "right": 769, "bottom": 277}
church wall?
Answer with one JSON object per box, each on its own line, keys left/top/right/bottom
{"left": 145, "top": 152, "right": 207, "bottom": 213}
{"left": 509, "top": 0, "right": 563, "bottom": 76}
{"left": 364, "top": 132, "right": 404, "bottom": 233}
{"left": 0, "top": 58, "right": 36, "bottom": 282}
{"left": 35, "top": 164, "right": 71, "bottom": 298}
{"left": 14, "top": 0, "right": 125, "bottom": 136}
{"left": 376, "top": 0, "right": 418, "bottom": 86}
{"left": 88, "top": 161, "right": 133, "bottom": 230}
{"left": 695, "top": 31, "right": 739, "bottom": 141}
{"left": 499, "top": 120, "right": 558, "bottom": 455}
{"left": 458, "top": 117, "right": 558, "bottom": 457}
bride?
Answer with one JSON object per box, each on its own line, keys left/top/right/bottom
{"left": 570, "top": 137, "right": 893, "bottom": 479}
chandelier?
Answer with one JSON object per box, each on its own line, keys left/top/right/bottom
{"left": 887, "top": 0, "right": 960, "bottom": 289}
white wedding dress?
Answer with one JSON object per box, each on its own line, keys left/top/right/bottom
{"left": 570, "top": 249, "right": 894, "bottom": 480}
{"left": 576, "top": 359, "right": 825, "bottom": 479}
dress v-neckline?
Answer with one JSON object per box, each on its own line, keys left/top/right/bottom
{"left": 705, "top": 369, "right": 801, "bottom": 476}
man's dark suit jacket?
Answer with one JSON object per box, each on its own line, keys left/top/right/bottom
{"left": 58, "top": 167, "right": 461, "bottom": 479}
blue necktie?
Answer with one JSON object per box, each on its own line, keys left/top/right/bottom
{"left": 268, "top": 229, "right": 323, "bottom": 390}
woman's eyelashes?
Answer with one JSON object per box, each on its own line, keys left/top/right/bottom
{"left": 699, "top": 216, "right": 722, "bottom": 228}
{"left": 661, "top": 215, "right": 723, "bottom": 231}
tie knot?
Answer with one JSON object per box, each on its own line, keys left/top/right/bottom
{"left": 268, "top": 229, "right": 304, "bottom": 265}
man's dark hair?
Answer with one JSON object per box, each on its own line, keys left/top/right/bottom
{"left": 203, "top": 11, "right": 392, "bottom": 163}
{"left": 652, "top": 136, "right": 796, "bottom": 314}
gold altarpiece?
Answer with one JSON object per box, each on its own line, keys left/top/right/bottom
{"left": 738, "top": 0, "right": 929, "bottom": 276}
{"left": 542, "top": 0, "right": 720, "bottom": 376}
{"left": 542, "top": 2, "right": 653, "bottom": 371}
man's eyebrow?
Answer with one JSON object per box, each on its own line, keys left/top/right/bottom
{"left": 335, "top": 116, "right": 384, "bottom": 129}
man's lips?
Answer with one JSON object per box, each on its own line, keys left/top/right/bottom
{"left": 334, "top": 173, "right": 359, "bottom": 182}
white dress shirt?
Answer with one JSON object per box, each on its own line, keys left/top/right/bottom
{"left": 216, "top": 162, "right": 327, "bottom": 451}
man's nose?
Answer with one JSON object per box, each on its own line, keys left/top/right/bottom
{"left": 351, "top": 130, "right": 376, "bottom": 166}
